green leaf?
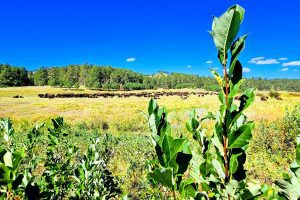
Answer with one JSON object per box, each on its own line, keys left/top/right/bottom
{"left": 241, "top": 183, "right": 262, "bottom": 199}
{"left": 4, "top": 151, "right": 13, "bottom": 168}
{"left": 179, "top": 178, "right": 196, "bottom": 199}
{"left": 210, "top": 5, "right": 245, "bottom": 64}
{"left": 225, "top": 180, "right": 239, "bottom": 197}
{"left": 229, "top": 153, "right": 242, "bottom": 174}
{"left": 191, "top": 118, "right": 199, "bottom": 130}
{"left": 149, "top": 114, "right": 157, "bottom": 136}
{"left": 12, "top": 149, "right": 26, "bottom": 170}
{"left": 200, "top": 161, "right": 211, "bottom": 178}
{"left": 0, "top": 118, "right": 14, "bottom": 138}
{"left": 239, "top": 88, "right": 255, "bottom": 111}
{"left": 296, "top": 144, "right": 300, "bottom": 165}
{"left": 228, "top": 79, "right": 245, "bottom": 99}
{"left": 276, "top": 171, "right": 300, "bottom": 200}
{"left": 160, "top": 120, "right": 171, "bottom": 137}
{"left": 231, "top": 60, "right": 243, "bottom": 85}
{"left": 231, "top": 88, "right": 255, "bottom": 124}
{"left": 229, "top": 34, "right": 248, "bottom": 76}
{"left": 201, "top": 112, "right": 215, "bottom": 121}
{"left": 211, "top": 134, "right": 224, "bottom": 157}
{"left": 186, "top": 121, "right": 193, "bottom": 133}
{"left": 186, "top": 110, "right": 201, "bottom": 141}
{"left": 148, "top": 98, "right": 157, "bottom": 115}
{"left": 211, "top": 16, "right": 218, "bottom": 30}
{"left": 148, "top": 168, "right": 174, "bottom": 188}
{"left": 162, "top": 135, "right": 173, "bottom": 164}
{"left": 51, "top": 117, "right": 64, "bottom": 129}
{"left": 0, "top": 163, "right": 11, "bottom": 183}
{"left": 212, "top": 159, "right": 225, "bottom": 179}
{"left": 218, "top": 92, "right": 226, "bottom": 104}
{"left": 228, "top": 122, "right": 254, "bottom": 149}
{"left": 4, "top": 134, "right": 9, "bottom": 143}
{"left": 296, "top": 134, "right": 300, "bottom": 145}
{"left": 230, "top": 104, "right": 238, "bottom": 113}
{"left": 171, "top": 139, "right": 187, "bottom": 157}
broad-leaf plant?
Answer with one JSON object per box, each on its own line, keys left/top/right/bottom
{"left": 147, "top": 4, "right": 300, "bottom": 200}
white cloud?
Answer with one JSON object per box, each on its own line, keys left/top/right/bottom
{"left": 212, "top": 67, "right": 218, "bottom": 70}
{"left": 282, "top": 61, "right": 300, "bottom": 66}
{"left": 249, "top": 57, "right": 280, "bottom": 65}
{"left": 126, "top": 57, "right": 136, "bottom": 62}
{"left": 248, "top": 57, "right": 265, "bottom": 63}
{"left": 278, "top": 68, "right": 288, "bottom": 71}
{"left": 293, "top": 69, "right": 298, "bottom": 72}
{"left": 256, "top": 59, "right": 279, "bottom": 65}
{"left": 279, "top": 57, "right": 288, "bottom": 61}
{"left": 206, "top": 60, "right": 213, "bottom": 64}
{"left": 243, "top": 67, "right": 251, "bottom": 73}
{"left": 186, "top": 65, "right": 192, "bottom": 68}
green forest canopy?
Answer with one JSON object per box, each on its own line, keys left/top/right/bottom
{"left": 0, "top": 63, "right": 299, "bottom": 92}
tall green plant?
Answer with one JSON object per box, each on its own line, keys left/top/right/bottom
{"left": 208, "top": 3, "right": 254, "bottom": 183}
{"left": 147, "top": 4, "right": 264, "bottom": 199}
{"left": 190, "top": 5, "right": 262, "bottom": 199}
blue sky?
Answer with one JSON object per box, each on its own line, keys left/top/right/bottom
{"left": 1, "top": 0, "right": 300, "bottom": 78}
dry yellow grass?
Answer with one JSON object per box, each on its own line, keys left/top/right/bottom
{"left": 0, "top": 86, "right": 299, "bottom": 134}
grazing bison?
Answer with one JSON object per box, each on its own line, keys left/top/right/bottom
{"left": 181, "top": 96, "right": 188, "bottom": 100}
{"left": 261, "top": 96, "right": 268, "bottom": 101}
{"left": 234, "top": 96, "right": 241, "bottom": 100}
{"left": 13, "top": 95, "right": 23, "bottom": 98}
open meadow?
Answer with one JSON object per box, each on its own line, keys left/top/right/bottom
{"left": 1, "top": 86, "right": 299, "bottom": 131}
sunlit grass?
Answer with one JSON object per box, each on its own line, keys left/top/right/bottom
{"left": 0, "top": 86, "right": 299, "bottom": 134}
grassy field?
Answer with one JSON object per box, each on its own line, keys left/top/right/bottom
{"left": 0, "top": 86, "right": 299, "bottom": 133}
{"left": 1, "top": 86, "right": 300, "bottom": 197}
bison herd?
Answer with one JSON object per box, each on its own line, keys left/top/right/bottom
{"left": 9, "top": 91, "right": 286, "bottom": 101}
{"left": 37, "top": 91, "right": 220, "bottom": 99}
{"left": 259, "top": 95, "right": 282, "bottom": 101}
{"left": 10, "top": 91, "right": 285, "bottom": 101}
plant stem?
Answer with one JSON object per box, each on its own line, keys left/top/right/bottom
{"left": 223, "top": 136, "right": 229, "bottom": 181}
{"left": 223, "top": 63, "right": 229, "bottom": 106}
{"left": 223, "top": 61, "right": 229, "bottom": 181}
{"left": 172, "top": 188, "right": 176, "bottom": 200}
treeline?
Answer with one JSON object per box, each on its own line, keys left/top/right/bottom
{"left": 0, "top": 64, "right": 32, "bottom": 86}
{"left": 0, "top": 63, "right": 300, "bottom": 91}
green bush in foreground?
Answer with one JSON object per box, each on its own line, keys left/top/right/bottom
{"left": 0, "top": 117, "right": 121, "bottom": 199}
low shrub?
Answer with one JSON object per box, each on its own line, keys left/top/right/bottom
{"left": 247, "top": 105, "right": 300, "bottom": 182}
{"left": 269, "top": 90, "right": 281, "bottom": 98}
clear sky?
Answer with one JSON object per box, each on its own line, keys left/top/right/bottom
{"left": 1, "top": 0, "right": 300, "bottom": 78}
